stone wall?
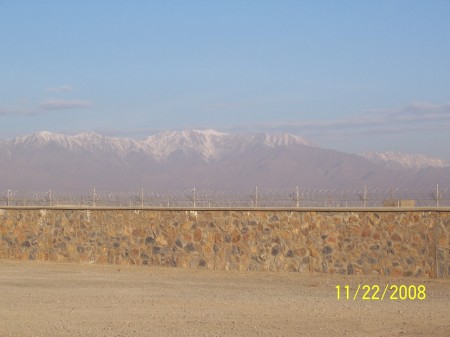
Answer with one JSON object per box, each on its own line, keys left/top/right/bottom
{"left": 0, "top": 208, "right": 449, "bottom": 278}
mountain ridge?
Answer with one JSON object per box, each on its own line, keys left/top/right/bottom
{"left": 1, "top": 129, "right": 448, "bottom": 191}
{"left": 359, "top": 151, "right": 449, "bottom": 171}
{"left": 7, "top": 129, "right": 313, "bottom": 162}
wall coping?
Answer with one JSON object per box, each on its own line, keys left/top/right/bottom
{"left": 1, "top": 206, "right": 450, "bottom": 212}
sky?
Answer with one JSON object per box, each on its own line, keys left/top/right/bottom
{"left": 1, "top": 1, "right": 450, "bottom": 159}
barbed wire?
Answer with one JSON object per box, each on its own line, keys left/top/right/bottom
{"left": 0, "top": 186, "right": 448, "bottom": 208}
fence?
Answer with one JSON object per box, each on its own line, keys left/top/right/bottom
{"left": 0, "top": 186, "right": 448, "bottom": 208}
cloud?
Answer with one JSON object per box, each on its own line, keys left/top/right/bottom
{"left": 386, "top": 102, "right": 450, "bottom": 123}
{"left": 45, "top": 85, "right": 73, "bottom": 93}
{"left": 0, "top": 98, "right": 92, "bottom": 117}
{"left": 39, "top": 99, "right": 91, "bottom": 111}
{"left": 0, "top": 107, "right": 28, "bottom": 116}
{"left": 238, "top": 102, "right": 450, "bottom": 136}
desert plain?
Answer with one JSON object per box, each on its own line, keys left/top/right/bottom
{"left": 0, "top": 260, "right": 449, "bottom": 337}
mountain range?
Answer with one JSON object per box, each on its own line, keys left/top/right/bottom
{"left": 359, "top": 151, "right": 449, "bottom": 171}
{"left": 0, "top": 129, "right": 448, "bottom": 191}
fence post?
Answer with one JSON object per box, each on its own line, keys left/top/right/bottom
{"left": 436, "top": 184, "right": 440, "bottom": 207}
{"left": 362, "top": 185, "right": 367, "bottom": 207}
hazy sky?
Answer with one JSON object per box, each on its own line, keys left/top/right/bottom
{"left": 1, "top": 1, "right": 449, "bottom": 159}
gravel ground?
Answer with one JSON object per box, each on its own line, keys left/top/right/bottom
{"left": 0, "top": 260, "right": 449, "bottom": 337}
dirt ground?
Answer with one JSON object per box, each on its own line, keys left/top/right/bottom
{"left": 0, "top": 260, "right": 449, "bottom": 337}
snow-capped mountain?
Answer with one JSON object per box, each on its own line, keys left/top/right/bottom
{"left": 8, "top": 129, "right": 313, "bottom": 162}
{"left": 359, "top": 151, "right": 450, "bottom": 171}
{"left": 12, "top": 131, "right": 144, "bottom": 156}
{"left": 144, "top": 129, "right": 312, "bottom": 161}
{"left": 0, "top": 130, "right": 448, "bottom": 191}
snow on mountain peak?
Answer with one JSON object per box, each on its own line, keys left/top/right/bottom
{"left": 263, "top": 133, "right": 312, "bottom": 147}
{"left": 12, "top": 131, "right": 143, "bottom": 156}
{"left": 360, "top": 151, "right": 450, "bottom": 171}
{"left": 144, "top": 129, "right": 234, "bottom": 161}
{"left": 9, "top": 129, "right": 314, "bottom": 162}
{"left": 144, "top": 129, "right": 313, "bottom": 161}
{"left": 14, "top": 131, "right": 69, "bottom": 146}
{"left": 193, "top": 129, "right": 229, "bottom": 137}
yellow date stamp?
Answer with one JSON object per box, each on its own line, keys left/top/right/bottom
{"left": 336, "top": 284, "right": 426, "bottom": 300}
